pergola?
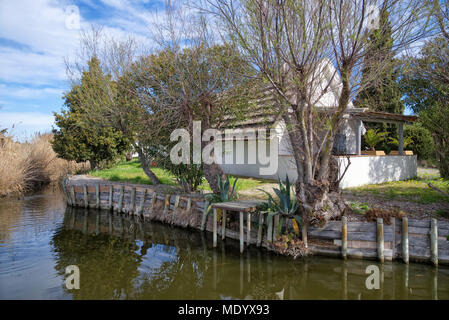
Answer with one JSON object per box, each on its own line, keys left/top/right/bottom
{"left": 345, "top": 108, "right": 418, "bottom": 156}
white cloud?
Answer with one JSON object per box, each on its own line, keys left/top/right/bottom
{"left": 0, "top": 111, "right": 55, "bottom": 140}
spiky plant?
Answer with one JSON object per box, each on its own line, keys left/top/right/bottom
{"left": 259, "top": 175, "right": 301, "bottom": 235}
{"left": 205, "top": 174, "right": 239, "bottom": 214}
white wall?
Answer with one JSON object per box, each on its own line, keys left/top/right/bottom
{"left": 336, "top": 155, "right": 418, "bottom": 188}
{"left": 221, "top": 152, "right": 417, "bottom": 188}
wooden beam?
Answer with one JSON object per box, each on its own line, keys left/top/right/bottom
{"left": 377, "top": 218, "right": 384, "bottom": 263}
{"left": 257, "top": 212, "right": 264, "bottom": 247}
{"left": 402, "top": 217, "right": 409, "bottom": 264}
{"left": 213, "top": 208, "right": 218, "bottom": 248}
{"left": 342, "top": 216, "right": 347, "bottom": 260}
{"left": 398, "top": 123, "right": 404, "bottom": 155}
{"left": 431, "top": 218, "right": 438, "bottom": 267}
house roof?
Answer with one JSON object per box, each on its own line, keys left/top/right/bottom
{"left": 222, "top": 105, "right": 417, "bottom": 130}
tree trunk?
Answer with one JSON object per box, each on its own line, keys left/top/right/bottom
{"left": 135, "top": 147, "right": 161, "bottom": 185}
{"left": 203, "top": 162, "right": 225, "bottom": 194}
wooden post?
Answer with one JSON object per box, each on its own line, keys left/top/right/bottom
{"left": 402, "top": 217, "right": 409, "bottom": 264}
{"left": 172, "top": 195, "right": 180, "bottom": 223}
{"left": 200, "top": 201, "right": 209, "bottom": 231}
{"left": 398, "top": 123, "right": 404, "bottom": 155}
{"left": 377, "top": 218, "right": 384, "bottom": 263}
{"left": 130, "top": 187, "right": 136, "bottom": 214}
{"left": 137, "top": 189, "right": 146, "bottom": 216}
{"left": 62, "top": 179, "right": 69, "bottom": 205}
{"left": 163, "top": 195, "right": 170, "bottom": 215}
{"left": 221, "top": 209, "right": 227, "bottom": 240}
{"left": 108, "top": 185, "right": 113, "bottom": 211}
{"left": 95, "top": 184, "right": 100, "bottom": 209}
{"left": 273, "top": 215, "right": 279, "bottom": 240}
{"left": 83, "top": 184, "right": 88, "bottom": 209}
{"left": 431, "top": 218, "right": 438, "bottom": 267}
{"left": 118, "top": 185, "right": 124, "bottom": 213}
{"left": 70, "top": 185, "right": 76, "bottom": 207}
{"left": 257, "top": 212, "right": 264, "bottom": 247}
{"left": 186, "top": 198, "right": 191, "bottom": 212}
{"left": 239, "top": 211, "right": 244, "bottom": 253}
{"left": 341, "top": 216, "right": 347, "bottom": 260}
{"left": 267, "top": 214, "right": 273, "bottom": 243}
{"left": 149, "top": 192, "right": 157, "bottom": 215}
{"left": 213, "top": 208, "right": 218, "bottom": 248}
{"left": 247, "top": 212, "right": 251, "bottom": 246}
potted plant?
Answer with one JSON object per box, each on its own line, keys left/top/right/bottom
{"left": 362, "top": 129, "right": 388, "bottom": 155}
{"left": 388, "top": 136, "right": 414, "bottom": 155}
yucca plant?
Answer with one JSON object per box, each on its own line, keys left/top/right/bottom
{"left": 259, "top": 175, "right": 301, "bottom": 236}
{"left": 364, "top": 129, "right": 388, "bottom": 151}
{"left": 205, "top": 174, "right": 239, "bottom": 214}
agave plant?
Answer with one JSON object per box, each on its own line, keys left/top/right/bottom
{"left": 204, "top": 174, "right": 239, "bottom": 214}
{"left": 259, "top": 175, "right": 301, "bottom": 236}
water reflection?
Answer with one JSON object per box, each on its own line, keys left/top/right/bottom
{"left": 1, "top": 189, "right": 448, "bottom": 300}
{"left": 49, "top": 207, "right": 449, "bottom": 300}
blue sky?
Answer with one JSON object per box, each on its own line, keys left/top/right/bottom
{"left": 0, "top": 0, "right": 165, "bottom": 140}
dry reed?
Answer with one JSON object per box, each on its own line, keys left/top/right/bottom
{"left": 0, "top": 132, "right": 89, "bottom": 197}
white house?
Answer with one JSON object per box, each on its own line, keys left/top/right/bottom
{"left": 217, "top": 63, "right": 417, "bottom": 188}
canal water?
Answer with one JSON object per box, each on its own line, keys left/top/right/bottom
{"left": 0, "top": 187, "right": 448, "bottom": 300}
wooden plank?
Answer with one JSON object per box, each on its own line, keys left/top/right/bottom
{"left": 408, "top": 218, "right": 431, "bottom": 228}
{"left": 163, "top": 195, "right": 170, "bottom": 215}
{"left": 408, "top": 226, "right": 431, "bottom": 235}
{"left": 130, "top": 187, "right": 136, "bottom": 214}
{"left": 377, "top": 218, "right": 384, "bottom": 263}
{"left": 95, "top": 184, "right": 100, "bottom": 209}
{"left": 222, "top": 209, "right": 227, "bottom": 241}
{"left": 257, "top": 212, "right": 264, "bottom": 247}
{"left": 149, "top": 192, "right": 157, "bottom": 215}
{"left": 402, "top": 217, "right": 409, "bottom": 264}
{"left": 213, "top": 208, "right": 217, "bottom": 248}
{"left": 431, "top": 218, "right": 438, "bottom": 267}
{"left": 308, "top": 229, "right": 341, "bottom": 240}
{"left": 210, "top": 200, "right": 260, "bottom": 212}
{"left": 70, "top": 185, "right": 76, "bottom": 206}
{"left": 200, "top": 201, "right": 209, "bottom": 231}
{"left": 247, "top": 212, "right": 251, "bottom": 246}
{"left": 118, "top": 185, "right": 124, "bottom": 212}
{"left": 137, "top": 188, "right": 146, "bottom": 216}
{"left": 342, "top": 216, "right": 347, "bottom": 260}
{"left": 83, "top": 184, "right": 88, "bottom": 209}
{"left": 267, "top": 214, "right": 273, "bottom": 243}
{"left": 240, "top": 211, "right": 244, "bottom": 253}
{"left": 108, "top": 185, "right": 113, "bottom": 211}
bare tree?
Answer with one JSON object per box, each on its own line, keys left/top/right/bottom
{"left": 135, "top": 0, "right": 256, "bottom": 193}
{"left": 208, "top": 0, "right": 427, "bottom": 245}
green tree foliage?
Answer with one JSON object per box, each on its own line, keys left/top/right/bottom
{"left": 52, "top": 57, "right": 129, "bottom": 169}
{"left": 355, "top": 9, "right": 405, "bottom": 151}
{"left": 401, "top": 37, "right": 449, "bottom": 178}
{"left": 399, "top": 123, "right": 435, "bottom": 160}
{"left": 364, "top": 129, "right": 388, "bottom": 151}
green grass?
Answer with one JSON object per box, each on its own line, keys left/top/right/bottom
{"left": 89, "top": 158, "right": 272, "bottom": 192}
{"left": 346, "top": 171, "right": 449, "bottom": 204}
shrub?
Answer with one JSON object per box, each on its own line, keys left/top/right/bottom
{"left": 402, "top": 122, "right": 435, "bottom": 160}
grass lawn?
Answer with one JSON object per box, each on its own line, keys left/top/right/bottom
{"left": 90, "top": 159, "right": 449, "bottom": 204}
{"left": 89, "top": 158, "right": 272, "bottom": 192}
{"left": 345, "top": 169, "right": 449, "bottom": 204}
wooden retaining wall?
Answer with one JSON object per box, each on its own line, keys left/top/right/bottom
{"left": 62, "top": 177, "right": 449, "bottom": 266}
{"left": 307, "top": 218, "right": 449, "bottom": 266}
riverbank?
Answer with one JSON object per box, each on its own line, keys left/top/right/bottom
{"left": 63, "top": 176, "right": 449, "bottom": 266}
